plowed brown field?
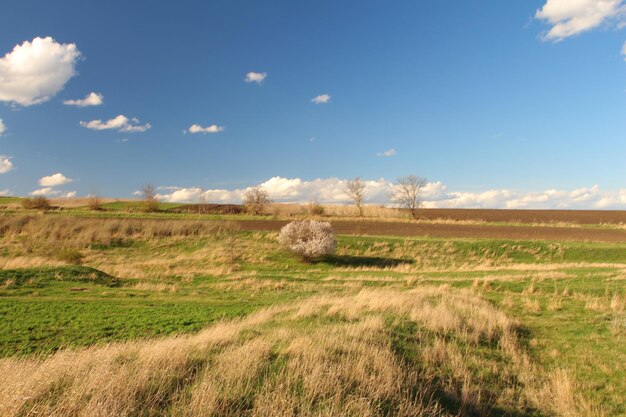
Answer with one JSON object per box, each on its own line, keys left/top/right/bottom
{"left": 232, "top": 219, "right": 626, "bottom": 242}
{"left": 414, "top": 208, "right": 626, "bottom": 225}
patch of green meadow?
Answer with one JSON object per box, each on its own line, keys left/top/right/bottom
{"left": 1, "top": 222, "right": 625, "bottom": 414}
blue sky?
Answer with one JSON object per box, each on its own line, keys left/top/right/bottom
{"left": 0, "top": 0, "right": 625, "bottom": 208}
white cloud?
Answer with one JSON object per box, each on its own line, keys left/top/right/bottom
{"left": 536, "top": 0, "right": 624, "bottom": 40}
{"left": 157, "top": 177, "right": 445, "bottom": 205}
{"left": 63, "top": 92, "right": 103, "bottom": 107}
{"left": 0, "top": 155, "right": 13, "bottom": 173}
{"left": 376, "top": 148, "right": 397, "bottom": 157}
{"left": 80, "top": 115, "right": 151, "bottom": 133}
{"left": 311, "top": 94, "right": 331, "bottom": 104}
{"left": 245, "top": 71, "right": 267, "bottom": 84}
{"left": 422, "top": 184, "right": 626, "bottom": 209}
{"left": 30, "top": 187, "right": 57, "bottom": 196}
{"left": 158, "top": 187, "right": 204, "bottom": 203}
{"left": 0, "top": 36, "right": 81, "bottom": 106}
{"left": 188, "top": 124, "right": 224, "bottom": 134}
{"left": 0, "top": 119, "right": 5, "bottom": 136}
{"left": 155, "top": 176, "right": 626, "bottom": 209}
{"left": 0, "top": 189, "right": 10, "bottom": 196}
{"left": 61, "top": 191, "right": 77, "bottom": 198}
{"left": 39, "top": 172, "right": 73, "bottom": 187}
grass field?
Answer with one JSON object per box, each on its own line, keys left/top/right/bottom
{"left": 1, "top": 212, "right": 625, "bottom": 416}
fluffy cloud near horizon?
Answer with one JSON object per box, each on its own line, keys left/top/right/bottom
{"left": 0, "top": 119, "right": 6, "bottom": 136}
{"left": 38, "top": 172, "right": 73, "bottom": 187}
{"left": 244, "top": 71, "right": 267, "bottom": 84}
{"left": 536, "top": 0, "right": 624, "bottom": 40}
{"left": 29, "top": 187, "right": 75, "bottom": 197}
{"left": 64, "top": 92, "right": 103, "bottom": 107}
{"left": 0, "top": 36, "right": 81, "bottom": 106}
{"left": 30, "top": 187, "right": 56, "bottom": 196}
{"left": 153, "top": 177, "right": 626, "bottom": 209}
{"left": 80, "top": 115, "right": 151, "bottom": 133}
{"left": 157, "top": 177, "right": 445, "bottom": 205}
{"left": 311, "top": 94, "right": 331, "bottom": 104}
{"left": 188, "top": 124, "right": 224, "bottom": 134}
{"left": 0, "top": 155, "right": 13, "bottom": 173}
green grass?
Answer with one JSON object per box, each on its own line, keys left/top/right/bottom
{"left": 0, "top": 196, "right": 22, "bottom": 205}
{"left": 1, "top": 216, "right": 625, "bottom": 414}
{"left": 0, "top": 266, "right": 312, "bottom": 356}
{"left": 98, "top": 201, "right": 188, "bottom": 211}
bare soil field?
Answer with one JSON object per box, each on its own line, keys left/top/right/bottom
{"left": 233, "top": 219, "right": 626, "bottom": 242}
{"left": 271, "top": 205, "right": 626, "bottom": 225}
{"left": 414, "top": 208, "right": 626, "bottom": 225}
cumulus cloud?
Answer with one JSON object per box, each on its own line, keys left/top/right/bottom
{"left": 188, "top": 124, "right": 224, "bottom": 134}
{"left": 422, "top": 185, "right": 626, "bottom": 209}
{"left": 80, "top": 115, "right": 151, "bottom": 133}
{"left": 0, "top": 36, "right": 81, "bottom": 106}
{"left": 61, "top": 191, "right": 77, "bottom": 198}
{"left": 154, "top": 176, "right": 626, "bottom": 209}
{"left": 0, "top": 155, "right": 13, "bottom": 173}
{"left": 311, "top": 94, "right": 331, "bottom": 104}
{"left": 157, "top": 177, "right": 445, "bottom": 205}
{"left": 536, "top": 0, "right": 624, "bottom": 40}
{"left": 30, "top": 187, "right": 57, "bottom": 196}
{"left": 39, "top": 172, "right": 73, "bottom": 187}
{"left": 377, "top": 148, "right": 396, "bottom": 157}
{"left": 158, "top": 187, "right": 204, "bottom": 203}
{"left": 245, "top": 71, "right": 267, "bottom": 84}
{"left": 63, "top": 92, "right": 103, "bottom": 107}
{"left": 0, "top": 119, "right": 5, "bottom": 136}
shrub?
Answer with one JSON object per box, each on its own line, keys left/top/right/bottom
{"left": 278, "top": 220, "right": 335, "bottom": 262}
{"left": 22, "top": 196, "right": 51, "bottom": 210}
{"left": 56, "top": 248, "right": 84, "bottom": 265}
{"left": 307, "top": 201, "right": 325, "bottom": 216}
{"left": 87, "top": 192, "right": 103, "bottom": 211}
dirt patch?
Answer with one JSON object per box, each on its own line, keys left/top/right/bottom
{"left": 230, "top": 219, "right": 626, "bottom": 243}
{"left": 413, "top": 208, "right": 626, "bottom": 225}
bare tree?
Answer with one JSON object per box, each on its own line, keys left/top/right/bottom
{"left": 198, "top": 190, "right": 207, "bottom": 214}
{"left": 243, "top": 186, "right": 271, "bottom": 215}
{"left": 346, "top": 177, "right": 366, "bottom": 216}
{"left": 141, "top": 183, "right": 159, "bottom": 212}
{"left": 392, "top": 175, "right": 427, "bottom": 220}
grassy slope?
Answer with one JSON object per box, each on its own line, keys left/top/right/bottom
{"left": 0, "top": 217, "right": 625, "bottom": 415}
{"left": 0, "top": 196, "right": 22, "bottom": 205}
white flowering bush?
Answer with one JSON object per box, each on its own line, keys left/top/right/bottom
{"left": 278, "top": 220, "right": 335, "bottom": 262}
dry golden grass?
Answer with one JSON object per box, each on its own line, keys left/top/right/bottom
{"left": 0, "top": 215, "right": 238, "bottom": 247}
{"left": 0, "top": 286, "right": 595, "bottom": 417}
{"left": 0, "top": 215, "right": 247, "bottom": 278}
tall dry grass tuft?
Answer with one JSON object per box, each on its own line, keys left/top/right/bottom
{"left": 0, "top": 286, "right": 591, "bottom": 417}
